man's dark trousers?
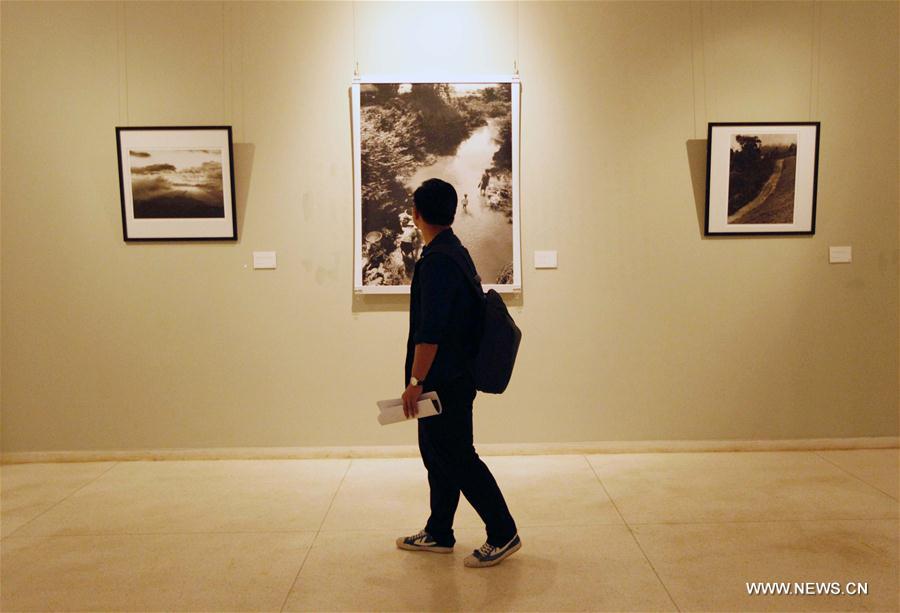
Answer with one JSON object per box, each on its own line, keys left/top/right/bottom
{"left": 418, "top": 372, "right": 517, "bottom": 548}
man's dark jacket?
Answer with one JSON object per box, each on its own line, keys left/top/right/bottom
{"left": 404, "top": 227, "right": 480, "bottom": 391}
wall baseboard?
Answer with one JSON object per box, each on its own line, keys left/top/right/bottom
{"left": 1, "top": 436, "right": 897, "bottom": 464}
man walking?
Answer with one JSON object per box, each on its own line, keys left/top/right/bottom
{"left": 395, "top": 178, "right": 521, "bottom": 568}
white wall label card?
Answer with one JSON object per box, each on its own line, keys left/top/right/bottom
{"left": 534, "top": 250, "right": 558, "bottom": 269}
{"left": 829, "top": 246, "right": 852, "bottom": 264}
{"left": 253, "top": 251, "right": 277, "bottom": 269}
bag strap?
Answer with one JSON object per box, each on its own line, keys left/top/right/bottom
{"left": 426, "top": 244, "right": 486, "bottom": 369}
{"left": 426, "top": 244, "right": 485, "bottom": 300}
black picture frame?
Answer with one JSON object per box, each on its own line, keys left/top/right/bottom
{"left": 704, "top": 122, "right": 820, "bottom": 236}
{"left": 115, "top": 126, "right": 238, "bottom": 241}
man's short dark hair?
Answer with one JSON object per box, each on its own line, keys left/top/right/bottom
{"left": 413, "top": 178, "right": 457, "bottom": 226}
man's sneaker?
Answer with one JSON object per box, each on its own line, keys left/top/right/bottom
{"left": 396, "top": 529, "right": 454, "bottom": 553}
{"left": 464, "top": 533, "right": 522, "bottom": 568}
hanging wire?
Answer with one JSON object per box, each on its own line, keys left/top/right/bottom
{"left": 222, "top": 1, "right": 227, "bottom": 123}
{"left": 119, "top": 1, "right": 130, "bottom": 125}
{"left": 352, "top": 1, "right": 359, "bottom": 77}
{"left": 808, "top": 1, "right": 822, "bottom": 121}
{"left": 515, "top": 1, "right": 520, "bottom": 75}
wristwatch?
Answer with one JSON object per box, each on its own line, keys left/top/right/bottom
{"left": 409, "top": 376, "right": 424, "bottom": 387}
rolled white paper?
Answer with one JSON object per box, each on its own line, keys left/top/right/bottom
{"left": 377, "top": 392, "right": 443, "bottom": 425}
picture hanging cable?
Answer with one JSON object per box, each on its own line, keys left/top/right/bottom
{"left": 352, "top": 1, "right": 359, "bottom": 77}
{"left": 515, "top": 0, "right": 520, "bottom": 75}
{"left": 117, "top": 0, "right": 131, "bottom": 125}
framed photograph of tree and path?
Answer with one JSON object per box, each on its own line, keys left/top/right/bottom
{"left": 704, "top": 122, "right": 820, "bottom": 236}
{"left": 352, "top": 76, "right": 521, "bottom": 293}
{"left": 115, "top": 126, "right": 238, "bottom": 241}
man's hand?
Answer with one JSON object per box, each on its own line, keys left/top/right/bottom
{"left": 404, "top": 344, "right": 437, "bottom": 419}
{"left": 402, "top": 383, "right": 423, "bottom": 419}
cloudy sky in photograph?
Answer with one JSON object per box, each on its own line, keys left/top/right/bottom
{"left": 129, "top": 148, "right": 224, "bottom": 210}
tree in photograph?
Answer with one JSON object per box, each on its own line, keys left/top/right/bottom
{"left": 491, "top": 116, "right": 512, "bottom": 173}
{"left": 360, "top": 105, "right": 423, "bottom": 234}
{"left": 728, "top": 135, "right": 775, "bottom": 216}
{"left": 371, "top": 83, "right": 400, "bottom": 104}
{"left": 406, "top": 84, "right": 469, "bottom": 156}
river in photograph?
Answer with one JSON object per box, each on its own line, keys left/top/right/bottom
{"left": 405, "top": 118, "right": 513, "bottom": 284}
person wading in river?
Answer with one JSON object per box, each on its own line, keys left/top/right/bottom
{"left": 478, "top": 169, "right": 490, "bottom": 196}
{"left": 395, "top": 178, "right": 521, "bottom": 568}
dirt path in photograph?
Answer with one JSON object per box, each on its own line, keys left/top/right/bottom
{"left": 405, "top": 119, "right": 512, "bottom": 283}
{"left": 729, "top": 156, "right": 797, "bottom": 225}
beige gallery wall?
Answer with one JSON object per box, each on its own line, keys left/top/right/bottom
{"left": 1, "top": 1, "right": 897, "bottom": 454}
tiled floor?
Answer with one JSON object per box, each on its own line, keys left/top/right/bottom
{"left": 1, "top": 449, "right": 897, "bottom": 612}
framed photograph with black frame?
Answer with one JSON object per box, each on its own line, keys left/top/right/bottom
{"left": 705, "top": 122, "right": 820, "bottom": 236}
{"left": 116, "top": 126, "right": 237, "bottom": 241}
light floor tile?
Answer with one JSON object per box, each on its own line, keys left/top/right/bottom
{"left": 3, "top": 452, "right": 896, "bottom": 612}
{"left": 586, "top": 451, "right": 898, "bottom": 524}
{"left": 466, "top": 455, "right": 624, "bottom": 527}
{"left": 815, "top": 449, "right": 899, "bottom": 500}
{"left": 282, "top": 525, "right": 677, "bottom": 612}
{"left": 8, "top": 459, "right": 349, "bottom": 537}
{"left": 322, "top": 455, "right": 622, "bottom": 535}
{"left": 0, "top": 462, "right": 117, "bottom": 538}
{"left": 320, "top": 457, "right": 441, "bottom": 532}
{"left": 1, "top": 531, "right": 314, "bottom": 612}
{"left": 632, "top": 519, "right": 899, "bottom": 612}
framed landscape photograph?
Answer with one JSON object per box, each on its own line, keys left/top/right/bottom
{"left": 116, "top": 126, "right": 237, "bottom": 241}
{"left": 352, "top": 76, "right": 521, "bottom": 293}
{"left": 705, "top": 122, "right": 820, "bottom": 236}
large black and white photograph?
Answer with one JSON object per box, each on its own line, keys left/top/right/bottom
{"left": 352, "top": 78, "right": 521, "bottom": 293}
{"left": 705, "top": 122, "right": 820, "bottom": 235}
{"left": 116, "top": 126, "right": 237, "bottom": 240}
